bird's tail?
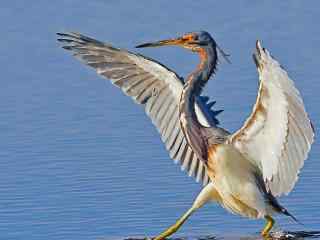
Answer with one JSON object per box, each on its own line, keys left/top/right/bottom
{"left": 266, "top": 192, "right": 303, "bottom": 225}
{"left": 281, "top": 208, "right": 303, "bottom": 226}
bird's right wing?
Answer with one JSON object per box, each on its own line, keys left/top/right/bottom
{"left": 57, "top": 32, "right": 222, "bottom": 185}
{"left": 229, "top": 41, "right": 314, "bottom": 196}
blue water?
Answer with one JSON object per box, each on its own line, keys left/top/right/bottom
{"left": 1, "top": 1, "right": 319, "bottom": 240}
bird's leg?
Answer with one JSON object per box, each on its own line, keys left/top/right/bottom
{"left": 261, "top": 215, "right": 275, "bottom": 237}
{"left": 153, "top": 206, "right": 196, "bottom": 240}
{"left": 153, "top": 182, "right": 217, "bottom": 240}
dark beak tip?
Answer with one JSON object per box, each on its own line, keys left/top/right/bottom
{"left": 135, "top": 38, "right": 179, "bottom": 49}
{"left": 135, "top": 43, "right": 152, "bottom": 48}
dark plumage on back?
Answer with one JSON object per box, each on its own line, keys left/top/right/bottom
{"left": 57, "top": 32, "right": 224, "bottom": 184}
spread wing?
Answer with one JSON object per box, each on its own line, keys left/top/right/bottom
{"left": 57, "top": 32, "right": 222, "bottom": 185}
{"left": 229, "top": 41, "right": 314, "bottom": 196}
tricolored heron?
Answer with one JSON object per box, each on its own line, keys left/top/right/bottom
{"left": 57, "top": 31, "right": 314, "bottom": 238}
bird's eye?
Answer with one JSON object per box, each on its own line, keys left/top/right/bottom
{"left": 193, "top": 35, "right": 199, "bottom": 41}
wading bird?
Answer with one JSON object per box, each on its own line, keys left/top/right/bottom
{"left": 57, "top": 31, "right": 314, "bottom": 239}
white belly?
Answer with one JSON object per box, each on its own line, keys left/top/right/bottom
{"left": 207, "top": 144, "right": 268, "bottom": 219}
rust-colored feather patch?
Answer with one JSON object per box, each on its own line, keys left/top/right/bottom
{"left": 207, "top": 144, "right": 219, "bottom": 179}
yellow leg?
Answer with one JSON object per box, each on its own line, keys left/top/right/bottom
{"left": 261, "top": 215, "right": 275, "bottom": 237}
{"left": 153, "top": 183, "right": 217, "bottom": 240}
{"left": 153, "top": 207, "right": 195, "bottom": 240}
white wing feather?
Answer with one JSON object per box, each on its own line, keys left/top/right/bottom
{"left": 229, "top": 41, "right": 314, "bottom": 196}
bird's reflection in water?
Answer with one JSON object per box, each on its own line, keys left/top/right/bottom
{"left": 123, "top": 231, "right": 320, "bottom": 240}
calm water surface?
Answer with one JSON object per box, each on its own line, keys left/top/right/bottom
{"left": 1, "top": 1, "right": 319, "bottom": 240}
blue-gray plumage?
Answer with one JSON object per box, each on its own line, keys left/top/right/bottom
{"left": 57, "top": 31, "right": 314, "bottom": 239}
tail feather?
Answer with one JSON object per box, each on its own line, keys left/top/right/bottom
{"left": 281, "top": 208, "right": 303, "bottom": 226}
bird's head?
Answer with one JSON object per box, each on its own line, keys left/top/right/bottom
{"left": 136, "top": 31, "right": 216, "bottom": 52}
{"left": 136, "top": 31, "right": 230, "bottom": 63}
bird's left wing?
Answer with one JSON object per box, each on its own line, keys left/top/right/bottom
{"left": 57, "top": 32, "right": 221, "bottom": 185}
{"left": 228, "top": 41, "right": 314, "bottom": 196}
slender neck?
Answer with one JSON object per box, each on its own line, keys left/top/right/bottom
{"left": 180, "top": 46, "right": 217, "bottom": 120}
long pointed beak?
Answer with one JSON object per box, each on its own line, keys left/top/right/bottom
{"left": 135, "top": 38, "right": 183, "bottom": 48}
